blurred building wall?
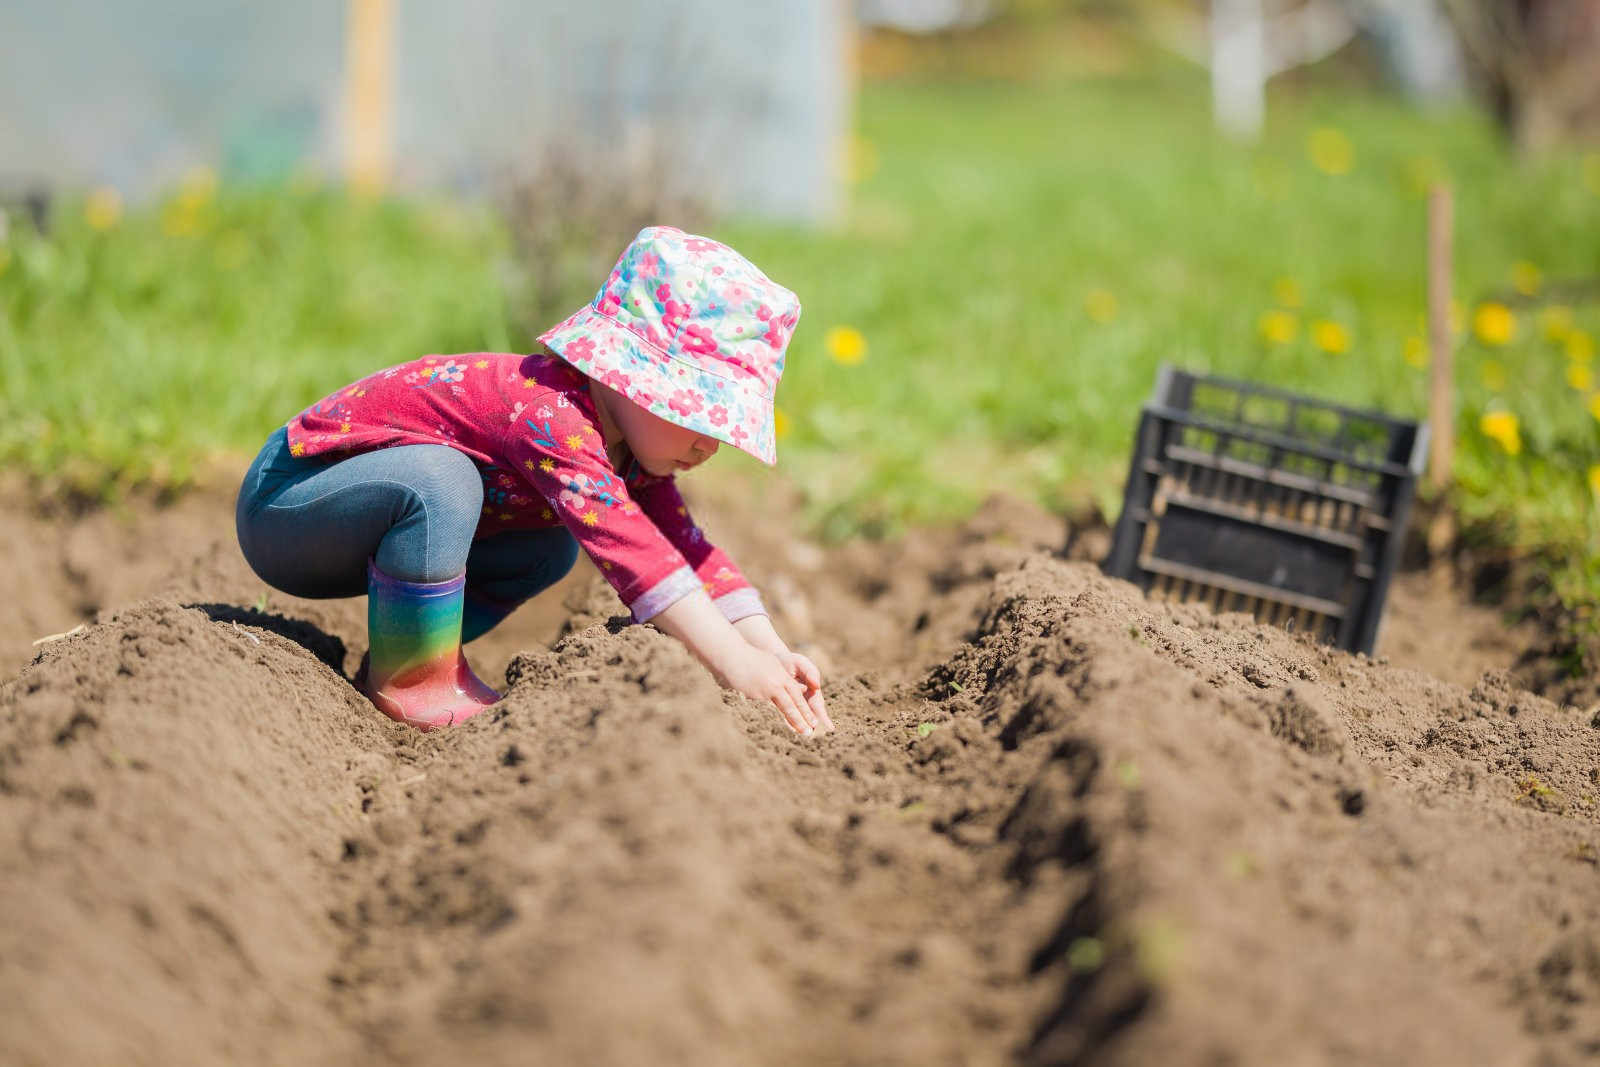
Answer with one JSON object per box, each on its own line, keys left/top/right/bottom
{"left": 0, "top": 0, "right": 850, "bottom": 222}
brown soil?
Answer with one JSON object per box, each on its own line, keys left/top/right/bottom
{"left": 3, "top": 471, "right": 1598, "bottom": 1066}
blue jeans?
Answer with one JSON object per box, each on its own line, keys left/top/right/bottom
{"left": 235, "top": 427, "right": 579, "bottom": 643}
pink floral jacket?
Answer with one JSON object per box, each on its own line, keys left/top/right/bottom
{"left": 285, "top": 351, "right": 763, "bottom": 623}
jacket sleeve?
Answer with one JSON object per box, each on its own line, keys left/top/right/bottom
{"left": 628, "top": 475, "right": 766, "bottom": 624}
{"left": 502, "top": 407, "right": 703, "bottom": 623}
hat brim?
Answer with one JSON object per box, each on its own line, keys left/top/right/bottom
{"left": 538, "top": 304, "right": 777, "bottom": 466}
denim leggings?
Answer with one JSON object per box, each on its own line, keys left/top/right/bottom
{"left": 235, "top": 427, "right": 579, "bottom": 643}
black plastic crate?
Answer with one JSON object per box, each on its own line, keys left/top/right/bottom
{"left": 1104, "top": 365, "right": 1428, "bottom": 655}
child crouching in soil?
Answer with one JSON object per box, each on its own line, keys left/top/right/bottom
{"left": 234, "top": 226, "right": 832, "bottom": 737}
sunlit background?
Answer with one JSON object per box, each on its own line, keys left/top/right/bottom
{"left": 1, "top": 0, "right": 1597, "bottom": 614}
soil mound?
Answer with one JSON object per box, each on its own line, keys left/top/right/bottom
{"left": 5, "top": 528, "right": 1600, "bottom": 1064}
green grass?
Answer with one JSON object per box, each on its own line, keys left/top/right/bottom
{"left": 2, "top": 59, "right": 1599, "bottom": 613}
{"left": 0, "top": 176, "right": 514, "bottom": 494}
{"left": 718, "top": 71, "right": 1600, "bottom": 608}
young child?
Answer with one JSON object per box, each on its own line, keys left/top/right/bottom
{"left": 234, "top": 225, "right": 832, "bottom": 738}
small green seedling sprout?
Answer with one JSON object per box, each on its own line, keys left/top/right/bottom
{"left": 915, "top": 722, "right": 938, "bottom": 739}
{"left": 1516, "top": 775, "right": 1554, "bottom": 800}
{"left": 253, "top": 591, "right": 271, "bottom": 613}
{"left": 1066, "top": 937, "right": 1104, "bottom": 973}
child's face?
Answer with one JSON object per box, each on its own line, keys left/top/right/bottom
{"left": 597, "top": 382, "right": 720, "bottom": 477}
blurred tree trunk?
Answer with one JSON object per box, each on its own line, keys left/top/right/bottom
{"left": 1442, "top": 0, "right": 1600, "bottom": 151}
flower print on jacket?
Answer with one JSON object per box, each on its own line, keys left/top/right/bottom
{"left": 403, "top": 358, "right": 469, "bottom": 389}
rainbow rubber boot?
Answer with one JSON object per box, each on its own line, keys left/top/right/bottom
{"left": 359, "top": 558, "right": 500, "bottom": 731}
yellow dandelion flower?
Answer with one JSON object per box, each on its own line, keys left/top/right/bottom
{"left": 178, "top": 166, "right": 217, "bottom": 209}
{"left": 289, "top": 442, "right": 306, "bottom": 457}
{"left": 1542, "top": 305, "right": 1574, "bottom": 343}
{"left": 825, "top": 325, "right": 867, "bottom": 365}
{"left": 1308, "top": 127, "right": 1354, "bottom": 176}
{"left": 1479, "top": 410, "right": 1521, "bottom": 455}
{"left": 581, "top": 510, "right": 599, "bottom": 526}
{"left": 1590, "top": 465, "right": 1600, "bottom": 497}
{"left": 1567, "top": 362, "right": 1593, "bottom": 393}
{"left": 1084, "top": 289, "right": 1118, "bottom": 324}
{"left": 1272, "top": 278, "right": 1302, "bottom": 309}
{"left": 1567, "top": 330, "right": 1595, "bottom": 364}
{"left": 539, "top": 457, "right": 555, "bottom": 473}
{"left": 1403, "top": 336, "right": 1428, "bottom": 368}
{"left": 1480, "top": 360, "right": 1507, "bottom": 392}
{"left": 1310, "top": 320, "right": 1350, "bottom": 355}
{"left": 1472, "top": 302, "right": 1516, "bottom": 346}
{"left": 1258, "top": 310, "right": 1298, "bottom": 345}
{"left": 84, "top": 186, "right": 123, "bottom": 231}
{"left": 774, "top": 407, "right": 791, "bottom": 439}
{"left": 564, "top": 433, "right": 584, "bottom": 450}
{"left": 1510, "top": 261, "right": 1542, "bottom": 296}
{"left": 162, "top": 204, "right": 200, "bottom": 237}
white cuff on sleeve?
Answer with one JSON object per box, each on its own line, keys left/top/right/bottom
{"left": 628, "top": 565, "right": 703, "bottom": 623}
{"left": 714, "top": 587, "right": 767, "bottom": 624}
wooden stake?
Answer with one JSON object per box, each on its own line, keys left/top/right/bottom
{"left": 1427, "top": 184, "right": 1456, "bottom": 569}
{"left": 1427, "top": 185, "right": 1454, "bottom": 492}
{"left": 343, "top": 0, "right": 394, "bottom": 195}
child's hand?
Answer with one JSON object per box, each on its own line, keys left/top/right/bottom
{"left": 779, "top": 650, "right": 832, "bottom": 733}
{"left": 718, "top": 645, "right": 831, "bottom": 737}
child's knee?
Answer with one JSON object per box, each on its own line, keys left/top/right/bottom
{"left": 402, "top": 447, "right": 484, "bottom": 525}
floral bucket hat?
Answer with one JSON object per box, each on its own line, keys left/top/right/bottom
{"left": 537, "top": 225, "right": 801, "bottom": 466}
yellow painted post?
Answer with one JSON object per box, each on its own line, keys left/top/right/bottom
{"left": 343, "top": 0, "right": 394, "bottom": 194}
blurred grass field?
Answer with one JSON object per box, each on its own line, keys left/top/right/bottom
{"left": 2, "top": 48, "right": 1599, "bottom": 613}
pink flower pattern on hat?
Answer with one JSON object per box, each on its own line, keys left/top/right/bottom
{"left": 536, "top": 225, "right": 801, "bottom": 465}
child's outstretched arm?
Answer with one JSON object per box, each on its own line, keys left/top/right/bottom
{"left": 651, "top": 590, "right": 835, "bottom": 737}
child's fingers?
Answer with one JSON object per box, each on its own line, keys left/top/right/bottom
{"left": 806, "top": 688, "right": 834, "bottom": 732}
{"left": 787, "top": 654, "right": 832, "bottom": 731}
{"left": 791, "top": 653, "right": 823, "bottom": 689}
{"left": 778, "top": 681, "right": 819, "bottom": 736}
